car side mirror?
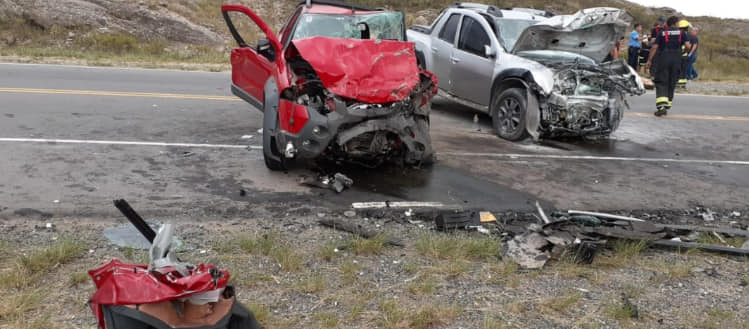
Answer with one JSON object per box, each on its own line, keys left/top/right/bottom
{"left": 485, "top": 45, "right": 497, "bottom": 58}
{"left": 257, "top": 38, "right": 276, "bottom": 62}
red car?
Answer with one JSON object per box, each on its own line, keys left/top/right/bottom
{"left": 222, "top": 0, "right": 437, "bottom": 170}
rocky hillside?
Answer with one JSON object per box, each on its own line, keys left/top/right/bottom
{"left": 1, "top": 0, "right": 747, "bottom": 78}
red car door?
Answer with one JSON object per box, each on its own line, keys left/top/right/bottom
{"left": 221, "top": 5, "right": 284, "bottom": 107}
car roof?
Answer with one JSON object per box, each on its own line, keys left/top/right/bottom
{"left": 451, "top": 3, "right": 551, "bottom": 21}
{"left": 299, "top": 1, "right": 387, "bottom": 15}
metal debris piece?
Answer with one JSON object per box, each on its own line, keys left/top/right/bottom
{"left": 301, "top": 173, "right": 353, "bottom": 193}
{"left": 567, "top": 210, "right": 645, "bottom": 222}
{"left": 506, "top": 233, "right": 551, "bottom": 269}
{"left": 318, "top": 218, "right": 404, "bottom": 247}
{"left": 652, "top": 240, "right": 749, "bottom": 256}
{"left": 699, "top": 208, "right": 715, "bottom": 221}
{"left": 435, "top": 211, "right": 480, "bottom": 231}
{"left": 343, "top": 210, "right": 356, "bottom": 218}
{"left": 536, "top": 201, "right": 550, "bottom": 224}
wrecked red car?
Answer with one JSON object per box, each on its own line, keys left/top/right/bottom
{"left": 222, "top": 0, "right": 437, "bottom": 170}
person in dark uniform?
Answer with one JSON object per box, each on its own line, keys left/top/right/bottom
{"left": 648, "top": 17, "right": 667, "bottom": 77}
{"left": 646, "top": 16, "right": 691, "bottom": 116}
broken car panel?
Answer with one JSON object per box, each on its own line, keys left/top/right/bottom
{"left": 223, "top": 1, "right": 437, "bottom": 170}
{"left": 408, "top": 4, "right": 645, "bottom": 141}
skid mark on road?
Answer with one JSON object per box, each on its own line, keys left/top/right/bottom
{"left": 0, "top": 87, "right": 239, "bottom": 101}
{"left": 2, "top": 137, "right": 749, "bottom": 166}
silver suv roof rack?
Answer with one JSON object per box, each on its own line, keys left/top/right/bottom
{"left": 452, "top": 2, "right": 503, "bottom": 17}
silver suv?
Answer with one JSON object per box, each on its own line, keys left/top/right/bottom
{"left": 408, "top": 3, "right": 644, "bottom": 141}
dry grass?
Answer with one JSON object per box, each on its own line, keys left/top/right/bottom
{"left": 238, "top": 232, "right": 303, "bottom": 272}
{"left": 0, "top": 239, "right": 85, "bottom": 290}
{"left": 407, "top": 273, "right": 438, "bottom": 295}
{"left": 348, "top": 235, "right": 389, "bottom": 256}
{"left": 542, "top": 291, "right": 583, "bottom": 313}
{"left": 378, "top": 300, "right": 462, "bottom": 329}
{"left": 415, "top": 233, "right": 498, "bottom": 261}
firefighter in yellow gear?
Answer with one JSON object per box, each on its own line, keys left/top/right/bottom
{"left": 677, "top": 20, "right": 691, "bottom": 88}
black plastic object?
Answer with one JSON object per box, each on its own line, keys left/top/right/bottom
{"left": 435, "top": 211, "right": 479, "bottom": 231}
{"left": 102, "top": 298, "right": 261, "bottom": 329}
{"left": 114, "top": 199, "right": 156, "bottom": 243}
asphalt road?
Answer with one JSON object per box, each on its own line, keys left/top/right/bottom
{"left": 1, "top": 63, "right": 748, "bottom": 219}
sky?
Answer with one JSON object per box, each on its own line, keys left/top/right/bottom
{"left": 627, "top": 0, "right": 749, "bottom": 20}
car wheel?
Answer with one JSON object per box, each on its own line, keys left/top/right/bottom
{"left": 263, "top": 114, "right": 286, "bottom": 171}
{"left": 491, "top": 87, "right": 529, "bottom": 141}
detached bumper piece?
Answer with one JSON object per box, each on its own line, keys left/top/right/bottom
{"left": 90, "top": 200, "right": 261, "bottom": 329}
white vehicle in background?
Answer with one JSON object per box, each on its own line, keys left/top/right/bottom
{"left": 408, "top": 3, "right": 645, "bottom": 141}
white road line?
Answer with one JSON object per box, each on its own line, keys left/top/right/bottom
{"left": 2, "top": 137, "right": 748, "bottom": 166}
{"left": 441, "top": 152, "right": 749, "bottom": 166}
{"left": 0, "top": 138, "right": 261, "bottom": 149}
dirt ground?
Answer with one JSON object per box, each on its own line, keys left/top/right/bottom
{"left": 1, "top": 207, "right": 748, "bottom": 329}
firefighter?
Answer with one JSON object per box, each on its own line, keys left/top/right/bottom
{"left": 677, "top": 20, "right": 692, "bottom": 88}
{"left": 648, "top": 17, "right": 667, "bottom": 77}
{"left": 646, "top": 16, "right": 691, "bottom": 116}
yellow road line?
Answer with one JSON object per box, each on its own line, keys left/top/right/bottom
{"left": 625, "top": 112, "right": 749, "bottom": 122}
{"left": 0, "top": 87, "right": 239, "bottom": 101}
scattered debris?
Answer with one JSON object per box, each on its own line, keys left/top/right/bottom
{"left": 351, "top": 201, "right": 447, "bottom": 209}
{"left": 731, "top": 211, "right": 742, "bottom": 218}
{"left": 239, "top": 189, "right": 247, "bottom": 197}
{"left": 53, "top": 199, "right": 60, "bottom": 203}
{"left": 257, "top": 128, "right": 263, "bottom": 134}
{"left": 567, "top": 210, "right": 644, "bottom": 222}
{"left": 318, "top": 218, "right": 404, "bottom": 247}
{"left": 45, "top": 222, "right": 54, "bottom": 230}
{"left": 241, "top": 135, "right": 254, "bottom": 139}
{"left": 505, "top": 210, "right": 749, "bottom": 269}
{"left": 435, "top": 211, "right": 479, "bottom": 231}
{"left": 182, "top": 151, "right": 195, "bottom": 157}
{"left": 343, "top": 210, "right": 357, "bottom": 218}
{"left": 536, "top": 201, "right": 550, "bottom": 224}
{"left": 480, "top": 211, "right": 497, "bottom": 223}
{"left": 700, "top": 208, "right": 716, "bottom": 221}
{"left": 106, "top": 200, "right": 183, "bottom": 250}
{"left": 404, "top": 209, "right": 414, "bottom": 217}
{"left": 301, "top": 173, "right": 353, "bottom": 193}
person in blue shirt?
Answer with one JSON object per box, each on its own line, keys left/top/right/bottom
{"left": 687, "top": 28, "right": 700, "bottom": 80}
{"left": 628, "top": 24, "right": 643, "bottom": 70}
{"left": 646, "top": 16, "right": 691, "bottom": 117}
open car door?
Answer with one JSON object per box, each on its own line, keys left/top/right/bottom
{"left": 221, "top": 4, "right": 283, "bottom": 109}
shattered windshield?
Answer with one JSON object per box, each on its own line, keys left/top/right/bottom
{"left": 495, "top": 18, "right": 537, "bottom": 50}
{"left": 292, "top": 12, "right": 405, "bottom": 41}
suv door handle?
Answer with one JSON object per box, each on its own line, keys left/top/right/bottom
{"left": 431, "top": 46, "right": 438, "bottom": 53}
{"left": 450, "top": 57, "right": 460, "bottom": 63}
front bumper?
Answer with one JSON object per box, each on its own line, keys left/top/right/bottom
{"left": 277, "top": 98, "right": 432, "bottom": 163}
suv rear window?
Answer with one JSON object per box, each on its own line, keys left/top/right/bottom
{"left": 438, "top": 14, "right": 460, "bottom": 43}
{"left": 458, "top": 16, "right": 490, "bottom": 57}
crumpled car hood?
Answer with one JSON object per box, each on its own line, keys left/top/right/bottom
{"left": 511, "top": 7, "right": 633, "bottom": 63}
{"left": 291, "top": 37, "right": 420, "bottom": 104}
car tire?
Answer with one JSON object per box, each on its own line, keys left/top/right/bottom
{"left": 491, "top": 87, "right": 529, "bottom": 141}
{"left": 263, "top": 114, "right": 286, "bottom": 171}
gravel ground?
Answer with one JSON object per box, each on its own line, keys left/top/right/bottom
{"left": 683, "top": 81, "right": 749, "bottom": 96}
{"left": 1, "top": 207, "right": 748, "bottom": 329}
